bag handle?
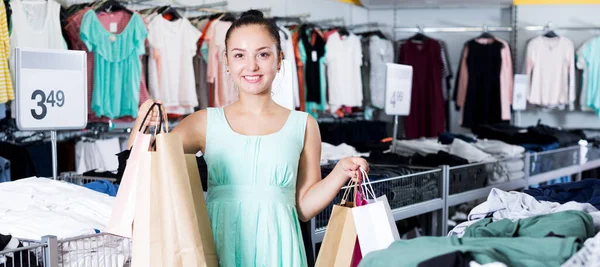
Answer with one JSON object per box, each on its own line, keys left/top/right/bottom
{"left": 359, "top": 168, "right": 377, "bottom": 202}
{"left": 138, "top": 102, "right": 169, "bottom": 134}
{"left": 340, "top": 180, "right": 358, "bottom": 205}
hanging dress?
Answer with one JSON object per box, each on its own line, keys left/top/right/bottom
{"left": 461, "top": 39, "right": 503, "bottom": 129}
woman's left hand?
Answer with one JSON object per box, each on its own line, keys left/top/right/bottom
{"left": 334, "top": 157, "right": 370, "bottom": 183}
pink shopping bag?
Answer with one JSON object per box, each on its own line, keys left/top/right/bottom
{"left": 351, "top": 177, "right": 369, "bottom": 267}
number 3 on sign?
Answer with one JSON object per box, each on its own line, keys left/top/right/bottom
{"left": 30, "top": 90, "right": 65, "bottom": 120}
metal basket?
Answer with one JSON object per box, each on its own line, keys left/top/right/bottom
{"left": 529, "top": 146, "right": 580, "bottom": 176}
{"left": 313, "top": 168, "right": 443, "bottom": 231}
{"left": 0, "top": 234, "right": 131, "bottom": 267}
{"left": 448, "top": 163, "right": 490, "bottom": 195}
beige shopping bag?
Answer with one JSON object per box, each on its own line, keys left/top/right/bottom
{"left": 106, "top": 103, "right": 160, "bottom": 238}
{"left": 185, "top": 154, "right": 218, "bottom": 266}
{"left": 131, "top": 103, "right": 212, "bottom": 267}
{"left": 315, "top": 182, "right": 359, "bottom": 267}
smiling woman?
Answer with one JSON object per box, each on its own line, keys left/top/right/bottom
{"left": 126, "top": 9, "right": 369, "bottom": 267}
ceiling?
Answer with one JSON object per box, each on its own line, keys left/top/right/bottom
{"left": 360, "top": 0, "right": 514, "bottom": 9}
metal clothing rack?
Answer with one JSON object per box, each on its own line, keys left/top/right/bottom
{"left": 308, "top": 17, "right": 346, "bottom": 26}
{"left": 393, "top": 24, "right": 513, "bottom": 33}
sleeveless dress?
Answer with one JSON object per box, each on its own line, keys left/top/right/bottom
{"left": 203, "top": 107, "right": 309, "bottom": 267}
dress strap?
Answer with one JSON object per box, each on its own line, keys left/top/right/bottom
{"left": 286, "top": 111, "right": 309, "bottom": 149}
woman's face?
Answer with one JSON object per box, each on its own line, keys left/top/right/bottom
{"left": 226, "top": 25, "right": 281, "bottom": 96}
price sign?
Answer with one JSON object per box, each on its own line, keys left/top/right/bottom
{"left": 385, "top": 63, "right": 413, "bottom": 116}
{"left": 513, "top": 74, "right": 529, "bottom": 111}
{"left": 15, "top": 48, "right": 87, "bottom": 130}
{"left": 272, "top": 60, "right": 295, "bottom": 110}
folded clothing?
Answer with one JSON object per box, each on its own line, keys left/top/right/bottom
{"left": 462, "top": 210, "right": 595, "bottom": 242}
{"left": 83, "top": 180, "right": 119, "bottom": 197}
{"left": 474, "top": 139, "right": 525, "bottom": 159}
{"left": 358, "top": 236, "right": 580, "bottom": 267}
{"left": 525, "top": 179, "right": 600, "bottom": 210}
{"left": 392, "top": 138, "right": 446, "bottom": 157}
{"left": 449, "top": 139, "right": 496, "bottom": 163}
{"left": 321, "top": 142, "right": 369, "bottom": 162}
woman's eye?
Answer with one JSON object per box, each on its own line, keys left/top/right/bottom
{"left": 234, "top": 53, "right": 244, "bottom": 58}
{"left": 259, "top": 53, "right": 270, "bottom": 58}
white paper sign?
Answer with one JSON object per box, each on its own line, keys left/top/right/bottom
{"left": 513, "top": 74, "right": 528, "bottom": 111}
{"left": 15, "top": 48, "right": 87, "bottom": 131}
{"left": 272, "top": 60, "right": 295, "bottom": 110}
{"left": 385, "top": 63, "right": 413, "bottom": 116}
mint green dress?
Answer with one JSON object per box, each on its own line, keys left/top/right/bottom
{"left": 204, "top": 107, "right": 309, "bottom": 267}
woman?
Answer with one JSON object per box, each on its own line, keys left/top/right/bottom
{"left": 128, "top": 10, "right": 369, "bottom": 267}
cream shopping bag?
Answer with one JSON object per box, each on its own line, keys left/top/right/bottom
{"left": 352, "top": 168, "right": 401, "bottom": 257}
{"left": 106, "top": 103, "right": 160, "bottom": 238}
{"left": 185, "top": 154, "right": 218, "bottom": 266}
{"left": 315, "top": 181, "right": 359, "bottom": 267}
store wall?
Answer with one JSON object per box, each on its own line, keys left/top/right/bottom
{"left": 515, "top": 5, "right": 600, "bottom": 129}
{"left": 369, "top": 5, "right": 600, "bottom": 132}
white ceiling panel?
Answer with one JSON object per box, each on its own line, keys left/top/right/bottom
{"left": 362, "top": 0, "right": 513, "bottom": 9}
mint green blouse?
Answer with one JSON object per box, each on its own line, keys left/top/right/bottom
{"left": 80, "top": 10, "right": 147, "bottom": 119}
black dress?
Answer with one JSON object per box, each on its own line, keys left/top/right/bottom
{"left": 299, "top": 26, "right": 326, "bottom": 104}
{"left": 461, "top": 39, "right": 503, "bottom": 129}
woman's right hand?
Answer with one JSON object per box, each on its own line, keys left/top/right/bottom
{"left": 136, "top": 99, "right": 163, "bottom": 129}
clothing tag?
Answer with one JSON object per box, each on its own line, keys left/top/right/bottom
{"left": 109, "top": 22, "right": 118, "bottom": 33}
{"left": 311, "top": 51, "right": 317, "bottom": 62}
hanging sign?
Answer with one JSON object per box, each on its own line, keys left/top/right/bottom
{"left": 272, "top": 60, "right": 295, "bottom": 110}
{"left": 513, "top": 74, "right": 529, "bottom": 111}
{"left": 514, "top": 0, "right": 600, "bottom": 4}
{"left": 15, "top": 48, "right": 87, "bottom": 131}
{"left": 385, "top": 63, "right": 413, "bottom": 116}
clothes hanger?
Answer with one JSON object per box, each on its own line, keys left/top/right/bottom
{"left": 543, "top": 22, "right": 559, "bottom": 38}
{"left": 477, "top": 25, "right": 495, "bottom": 39}
{"left": 159, "top": 5, "right": 182, "bottom": 21}
{"left": 409, "top": 25, "right": 427, "bottom": 42}
{"left": 95, "top": 0, "right": 132, "bottom": 14}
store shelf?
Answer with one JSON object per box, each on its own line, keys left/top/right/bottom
{"left": 528, "top": 165, "right": 580, "bottom": 185}
{"left": 391, "top": 198, "right": 445, "bottom": 221}
{"left": 447, "top": 179, "right": 527, "bottom": 206}
{"left": 582, "top": 158, "right": 600, "bottom": 171}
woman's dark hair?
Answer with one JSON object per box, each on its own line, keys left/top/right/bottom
{"left": 224, "top": 10, "right": 282, "bottom": 57}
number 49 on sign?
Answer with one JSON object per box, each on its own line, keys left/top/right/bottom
{"left": 30, "top": 89, "right": 65, "bottom": 120}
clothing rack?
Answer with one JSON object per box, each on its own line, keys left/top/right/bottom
{"left": 520, "top": 21, "right": 600, "bottom": 32}
{"left": 196, "top": 7, "right": 271, "bottom": 15}
{"left": 308, "top": 17, "right": 346, "bottom": 26}
{"left": 348, "top": 22, "right": 388, "bottom": 30}
{"left": 394, "top": 24, "right": 513, "bottom": 33}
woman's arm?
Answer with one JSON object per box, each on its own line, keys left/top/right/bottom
{"left": 126, "top": 100, "right": 207, "bottom": 154}
{"left": 295, "top": 116, "right": 369, "bottom": 222}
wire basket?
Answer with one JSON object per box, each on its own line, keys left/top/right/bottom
{"left": 529, "top": 146, "right": 580, "bottom": 176}
{"left": 448, "top": 163, "right": 490, "bottom": 195}
{"left": 313, "top": 168, "right": 443, "bottom": 231}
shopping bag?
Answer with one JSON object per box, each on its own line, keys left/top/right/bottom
{"left": 184, "top": 154, "right": 218, "bottom": 266}
{"left": 153, "top": 104, "right": 210, "bottom": 267}
{"left": 131, "top": 144, "right": 153, "bottom": 267}
{"left": 350, "top": 183, "right": 368, "bottom": 267}
{"left": 106, "top": 102, "right": 160, "bottom": 238}
{"left": 315, "top": 181, "right": 359, "bottom": 267}
{"left": 352, "top": 168, "right": 401, "bottom": 257}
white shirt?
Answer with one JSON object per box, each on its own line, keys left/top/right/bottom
{"left": 279, "top": 28, "right": 299, "bottom": 108}
{"left": 8, "top": 0, "right": 66, "bottom": 118}
{"left": 325, "top": 32, "right": 363, "bottom": 107}
{"left": 9, "top": 0, "right": 66, "bottom": 76}
{"left": 368, "top": 36, "right": 394, "bottom": 108}
{"left": 526, "top": 36, "right": 575, "bottom": 109}
{"left": 148, "top": 17, "right": 201, "bottom": 115}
